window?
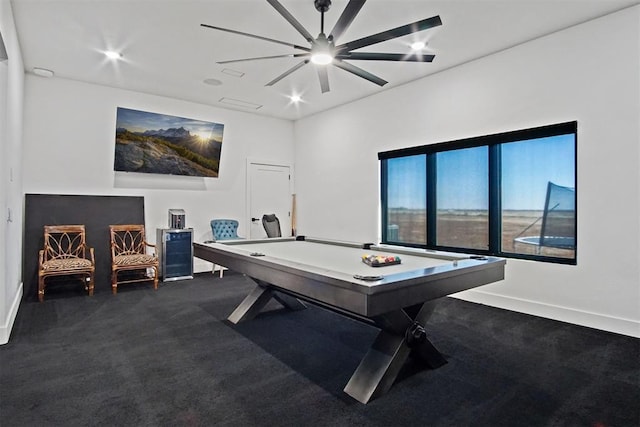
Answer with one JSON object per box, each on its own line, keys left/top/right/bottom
{"left": 379, "top": 122, "right": 577, "bottom": 264}
{"left": 436, "top": 146, "right": 489, "bottom": 251}
{"left": 383, "top": 155, "right": 426, "bottom": 245}
{"left": 501, "top": 135, "right": 576, "bottom": 259}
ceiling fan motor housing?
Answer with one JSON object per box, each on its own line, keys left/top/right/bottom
{"left": 314, "top": 0, "right": 331, "bottom": 13}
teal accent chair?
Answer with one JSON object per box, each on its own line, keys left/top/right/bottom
{"left": 209, "top": 219, "right": 242, "bottom": 277}
{"left": 210, "top": 219, "right": 241, "bottom": 241}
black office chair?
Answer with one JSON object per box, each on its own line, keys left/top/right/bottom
{"left": 262, "top": 214, "right": 282, "bottom": 238}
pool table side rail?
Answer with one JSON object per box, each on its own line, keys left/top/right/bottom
{"left": 193, "top": 239, "right": 502, "bottom": 296}
{"left": 193, "top": 240, "right": 505, "bottom": 317}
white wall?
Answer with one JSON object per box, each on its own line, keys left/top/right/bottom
{"left": 11, "top": 5, "right": 640, "bottom": 341}
{"left": 0, "top": 0, "right": 25, "bottom": 344}
{"left": 294, "top": 7, "right": 640, "bottom": 337}
{"left": 22, "top": 76, "right": 295, "bottom": 273}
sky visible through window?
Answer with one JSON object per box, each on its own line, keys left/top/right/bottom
{"left": 501, "top": 134, "right": 575, "bottom": 210}
{"left": 387, "top": 134, "right": 575, "bottom": 210}
{"left": 437, "top": 146, "right": 488, "bottom": 210}
{"left": 387, "top": 155, "right": 426, "bottom": 210}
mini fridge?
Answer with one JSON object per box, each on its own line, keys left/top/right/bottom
{"left": 156, "top": 228, "right": 194, "bottom": 281}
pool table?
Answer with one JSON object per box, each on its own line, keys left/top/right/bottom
{"left": 193, "top": 236, "right": 505, "bottom": 403}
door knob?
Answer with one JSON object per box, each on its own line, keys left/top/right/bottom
{"left": 251, "top": 217, "right": 260, "bottom": 222}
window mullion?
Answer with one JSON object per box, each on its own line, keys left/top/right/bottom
{"left": 488, "top": 144, "right": 502, "bottom": 254}
{"left": 426, "top": 153, "right": 437, "bottom": 247}
{"left": 380, "top": 159, "right": 388, "bottom": 243}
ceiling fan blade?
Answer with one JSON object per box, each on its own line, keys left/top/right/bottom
{"left": 336, "top": 15, "right": 442, "bottom": 52}
{"left": 266, "top": 60, "right": 309, "bottom": 87}
{"left": 328, "top": 0, "right": 366, "bottom": 43}
{"left": 267, "top": 0, "right": 314, "bottom": 43}
{"left": 336, "top": 52, "right": 435, "bottom": 62}
{"left": 317, "top": 66, "right": 330, "bottom": 93}
{"left": 201, "top": 23, "right": 310, "bottom": 52}
{"left": 333, "top": 59, "right": 388, "bottom": 87}
{"left": 217, "top": 53, "right": 310, "bottom": 65}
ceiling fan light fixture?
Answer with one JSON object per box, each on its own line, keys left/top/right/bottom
{"left": 310, "top": 33, "right": 334, "bottom": 65}
{"left": 311, "top": 52, "right": 333, "bottom": 65}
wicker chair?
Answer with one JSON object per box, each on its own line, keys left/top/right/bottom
{"left": 38, "top": 225, "right": 95, "bottom": 302}
{"left": 109, "top": 224, "right": 158, "bottom": 294}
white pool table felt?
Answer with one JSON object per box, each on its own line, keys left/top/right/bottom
{"left": 220, "top": 240, "right": 461, "bottom": 282}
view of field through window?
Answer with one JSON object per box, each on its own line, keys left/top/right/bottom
{"left": 501, "top": 135, "right": 575, "bottom": 258}
{"left": 386, "top": 155, "right": 426, "bottom": 245}
{"left": 436, "top": 146, "right": 488, "bottom": 250}
{"left": 383, "top": 125, "right": 576, "bottom": 262}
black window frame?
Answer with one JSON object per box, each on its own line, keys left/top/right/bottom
{"left": 379, "top": 121, "right": 577, "bottom": 265}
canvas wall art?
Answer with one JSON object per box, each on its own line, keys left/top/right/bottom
{"left": 114, "top": 107, "right": 224, "bottom": 177}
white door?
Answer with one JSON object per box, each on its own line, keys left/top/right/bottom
{"left": 248, "top": 162, "right": 292, "bottom": 239}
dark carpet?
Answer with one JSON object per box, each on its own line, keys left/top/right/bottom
{"left": 1, "top": 272, "right": 638, "bottom": 427}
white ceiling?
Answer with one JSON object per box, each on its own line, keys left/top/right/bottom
{"left": 11, "top": 0, "right": 639, "bottom": 121}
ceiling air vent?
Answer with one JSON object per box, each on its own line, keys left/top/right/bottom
{"left": 218, "top": 97, "right": 262, "bottom": 110}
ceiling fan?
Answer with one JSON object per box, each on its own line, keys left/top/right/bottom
{"left": 201, "top": 0, "right": 442, "bottom": 93}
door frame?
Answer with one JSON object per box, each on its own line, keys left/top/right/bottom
{"left": 245, "top": 158, "right": 294, "bottom": 238}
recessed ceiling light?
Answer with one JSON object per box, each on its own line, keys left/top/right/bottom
{"left": 203, "top": 78, "right": 223, "bottom": 86}
{"left": 290, "top": 94, "right": 301, "bottom": 103}
{"left": 410, "top": 41, "right": 426, "bottom": 51}
{"left": 104, "top": 51, "right": 122, "bottom": 59}
{"left": 33, "top": 67, "right": 54, "bottom": 78}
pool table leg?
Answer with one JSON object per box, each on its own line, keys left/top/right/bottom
{"left": 227, "top": 279, "right": 306, "bottom": 324}
{"left": 272, "top": 293, "right": 307, "bottom": 311}
{"left": 228, "top": 284, "right": 275, "bottom": 324}
{"left": 343, "top": 301, "right": 445, "bottom": 404}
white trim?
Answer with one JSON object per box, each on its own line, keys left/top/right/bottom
{"left": 0, "top": 282, "right": 23, "bottom": 345}
{"left": 452, "top": 289, "right": 640, "bottom": 338}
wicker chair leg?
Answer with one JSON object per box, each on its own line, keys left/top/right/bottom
{"left": 88, "top": 275, "right": 95, "bottom": 296}
{"left": 153, "top": 267, "right": 158, "bottom": 290}
{"left": 38, "top": 277, "right": 45, "bottom": 302}
{"left": 111, "top": 271, "right": 118, "bottom": 295}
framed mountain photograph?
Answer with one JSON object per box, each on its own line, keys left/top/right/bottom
{"left": 114, "top": 107, "right": 224, "bottom": 177}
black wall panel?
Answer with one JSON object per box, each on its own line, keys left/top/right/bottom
{"left": 24, "top": 194, "right": 145, "bottom": 300}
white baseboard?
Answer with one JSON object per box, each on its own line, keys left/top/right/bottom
{"left": 0, "top": 282, "right": 23, "bottom": 345}
{"left": 453, "top": 289, "right": 640, "bottom": 338}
